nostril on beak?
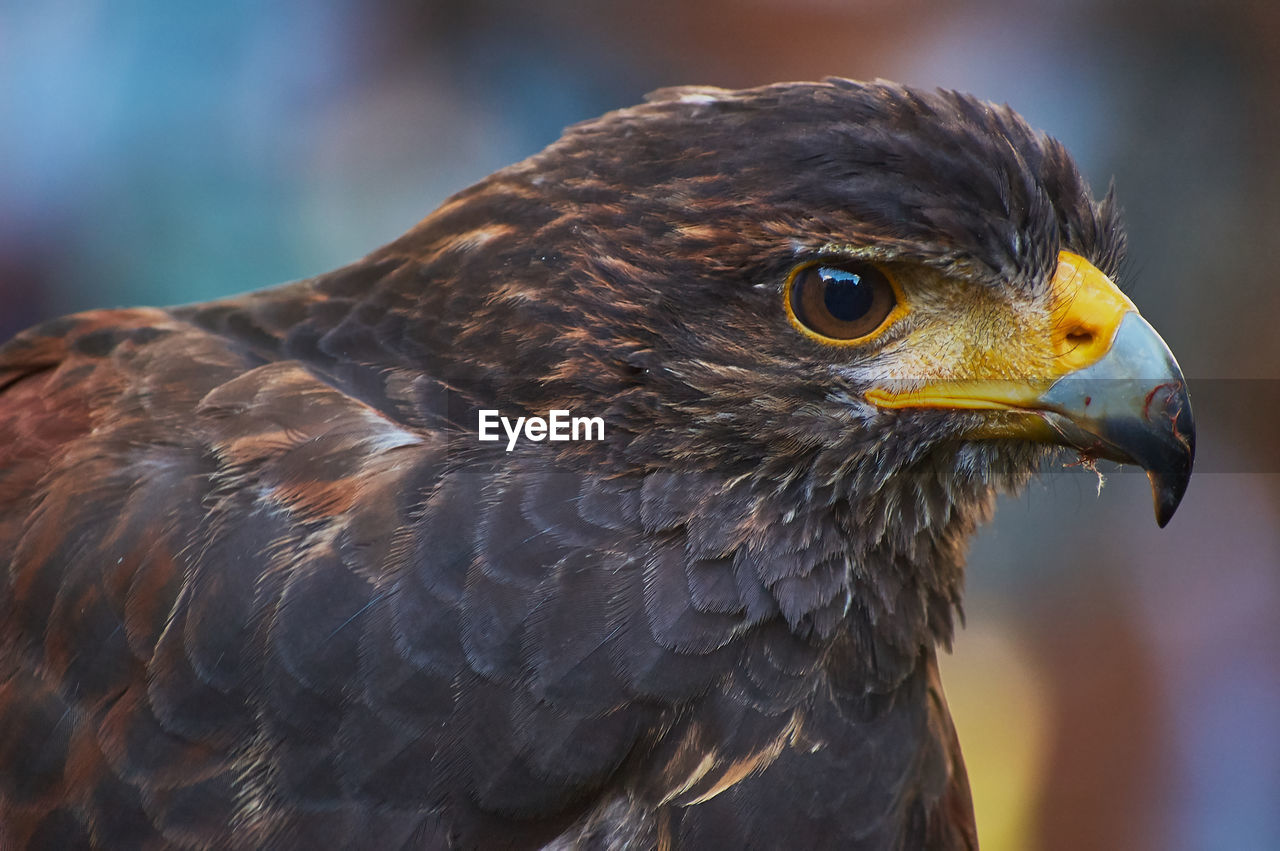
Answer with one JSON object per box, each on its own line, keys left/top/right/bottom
{"left": 1065, "top": 328, "right": 1094, "bottom": 349}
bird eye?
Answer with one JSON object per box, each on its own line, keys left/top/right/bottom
{"left": 786, "top": 261, "right": 899, "bottom": 343}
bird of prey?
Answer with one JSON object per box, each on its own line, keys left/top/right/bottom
{"left": 0, "top": 79, "right": 1193, "bottom": 849}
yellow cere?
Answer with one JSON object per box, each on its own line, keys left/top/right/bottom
{"left": 863, "top": 251, "right": 1138, "bottom": 412}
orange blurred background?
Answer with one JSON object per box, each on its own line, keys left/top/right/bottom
{"left": 3, "top": 2, "right": 1278, "bottom": 848}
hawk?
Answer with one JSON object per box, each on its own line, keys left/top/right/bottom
{"left": 0, "top": 79, "right": 1193, "bottom": 849}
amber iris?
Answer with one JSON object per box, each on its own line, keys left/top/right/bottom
{"left": 787, "top": 262, "right": 897, "bottom": 342}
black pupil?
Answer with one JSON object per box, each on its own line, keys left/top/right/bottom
{"left": 820, "top": 267, "right": 873, "bottom": 321}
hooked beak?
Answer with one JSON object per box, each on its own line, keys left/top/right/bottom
{"left": 865, "top": 252, "right": 1195, "bottom": 526}
{"left": 1035, "top": 311, "right": 1194, "bottom": 526}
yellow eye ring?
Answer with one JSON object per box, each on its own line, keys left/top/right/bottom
{"left": 783, "top": 260, "right": 908, "bottom": 345}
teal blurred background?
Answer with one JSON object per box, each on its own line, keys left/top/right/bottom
{"left": 3, "top": 2, "right": 1277, "bottom": 848}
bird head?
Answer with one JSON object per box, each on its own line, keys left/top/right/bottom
{"left": 399, "top": 79, "right": 1193, "bottom": 537}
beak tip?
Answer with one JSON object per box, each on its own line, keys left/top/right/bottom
{"left": 1151, "top": 387, "right": 1195, "bottom": 527}
{"left": 1153, "top": 483, "right": 1181, "bottom": 528}
{"left": 1148, "top": 433, "right": 1194, "bottom": 529}
{"left": 1151, "top": 465, "right": 1193, "bottom": 527}
{"left": 1154, "top": 488, "right": 1176, "bottom": 528}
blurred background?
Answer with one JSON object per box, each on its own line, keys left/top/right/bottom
{"left": 2, "top": 1, "right": 1277, "bottom": 848}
